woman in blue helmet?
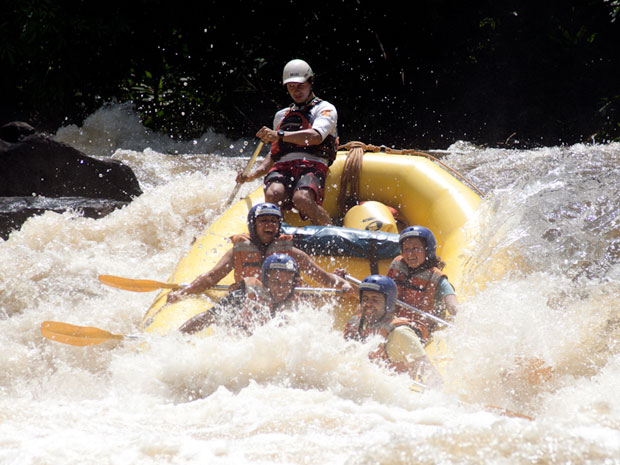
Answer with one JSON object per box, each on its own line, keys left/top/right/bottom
{"left": 168, "top": 203, "right": 352, "bottom": 303}
{"left": 387, "top": 226, "right": 458, "bottom": 341}
{"left": 344, "top": 275, "right": 443, "bottom": 387}
{"left": 179, "top": 254, "right": 302, "bottom": 335}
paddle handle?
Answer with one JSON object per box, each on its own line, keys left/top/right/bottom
{"left": 344, "top": 274, "right": 452, "bottom": 328}
{"left": 225, "top": 141, "right": 264, "bottom": 206}
{"left": 296, "top": 287, "right": 343, "bottom": 295}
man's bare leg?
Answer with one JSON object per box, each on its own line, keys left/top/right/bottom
{"left": 264, "top": 182, "right": 287, "bottom": 206}
{"left": 292, "top": 189, "right": 332, "bottom": 225}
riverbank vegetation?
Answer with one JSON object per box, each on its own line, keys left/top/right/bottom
{"left": 2, "top": 1, "right": 618, "bottom": 148}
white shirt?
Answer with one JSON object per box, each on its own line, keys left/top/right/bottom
{"left": 272, "top": 99, "right": 338, "bottom": 164}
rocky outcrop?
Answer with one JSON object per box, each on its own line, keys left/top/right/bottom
{"left": 0, "top": 121, "right": 143, "bottom": 238}
{"left": 0, "top": 121, "right": 35, "bottom": 143}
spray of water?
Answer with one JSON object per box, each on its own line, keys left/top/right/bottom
{"left": 2, "top": 104, "right": 620, "bottom": 464}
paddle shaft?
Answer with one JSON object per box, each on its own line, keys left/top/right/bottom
{"left": 186, "top": 284, "right": 343, "bottom": 295}
{"left": 344, "top": 274, "right": 453, "bottom": 328}
{"left": 99, "top": 274, "right": 342, "bottom": 294}
{"left": 212, "top": 285, "right": 343, "bottom": 295}
{"left": 225, "top": 141, "right": 264, "bottom": 206}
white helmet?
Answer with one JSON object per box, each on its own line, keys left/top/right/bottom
{"left": 282, "top": 59, "right": 314, "bottom": 85}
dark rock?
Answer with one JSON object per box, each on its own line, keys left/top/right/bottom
{"left": 0, "top": 121, "right": 35, "bottom": 143}
{"left": 0, "top": 196, "right": 129, "bottom": 239}
{"left": 0, "top": 132, "right": 142, "bottom": 201}
{"left": 0, "top": 121, "right": 143, "bottom": 238}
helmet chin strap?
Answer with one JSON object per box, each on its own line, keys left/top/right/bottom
{"left": 295, "top": 92, "right": 315, "bottom": 107}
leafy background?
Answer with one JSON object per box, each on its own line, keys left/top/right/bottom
{"left": 2, "top": 0, "right": 619, "bottom": 148}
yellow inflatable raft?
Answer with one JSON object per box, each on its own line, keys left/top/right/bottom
{"left": 139, "top": 145, "right": 481, "bottom": 336}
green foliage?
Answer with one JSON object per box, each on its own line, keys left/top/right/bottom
{"left": 120, "top": 64, "right": 208, "bottom": 138}
{"left": 594, "top": 94, "right": 620, "bottom": 142}
{"left": 607, "top": 0, "right": 620, "bottom": 21}
{"left": 1, "top": 0, "right": 619, "bottom": 146}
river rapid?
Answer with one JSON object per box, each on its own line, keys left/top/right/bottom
{"left": 2, "top": 105, "right": 620, "bottom": 464}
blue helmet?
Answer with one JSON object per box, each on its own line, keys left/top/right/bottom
{"left": 399, "top": 226, "right": 437, "bottom": 261}
{"left": 247, "top": 202, "right": 283, "bottom": 240}
{"left": 261, "top": 253, "right": 299, "bottom": 284}
{"left": 358, "top": 274, "right": 398, "bottom": 314}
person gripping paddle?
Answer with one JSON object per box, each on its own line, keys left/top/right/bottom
{"left": 167, "top": 203, "right": 353, "bottom": 303}
{"left": 234, "top": 59, "right": 338, "bottom": 225}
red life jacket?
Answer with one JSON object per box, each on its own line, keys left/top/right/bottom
{"left": 230, "top": 233, "right": 295, "bottom": 282}
{"left": 387, "top": 257, "right": 447, "bottom": 340}
{"left": 270, "top": 97, "right": 337, "bottom": 165}
{"left": 344, "top": 314, "right": 413, "bottom": 373}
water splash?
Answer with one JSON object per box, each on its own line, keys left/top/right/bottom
{"left": 3, "top": 114, "right": 620, "bottom": 463}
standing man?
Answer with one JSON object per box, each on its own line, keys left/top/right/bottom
{"left": 236, "top": 59, "right": 338, "bottom": 225}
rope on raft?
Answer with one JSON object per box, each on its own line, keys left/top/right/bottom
{"left": 336, "top": 141, "right": 365, "bottom": 217}
{"left": 337, "top": 141, "right": 485, "bottom": 200}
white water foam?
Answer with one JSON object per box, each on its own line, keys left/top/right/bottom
{"left": 2, "top": 108, "right": 620, "bottom": 463}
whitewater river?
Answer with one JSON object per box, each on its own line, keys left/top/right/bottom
{"left": 2, "top": 106, "right": 620, "bottom": 464}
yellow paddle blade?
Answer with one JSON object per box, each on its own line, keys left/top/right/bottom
{"left": 98, "top": 275, "right": 181, "bottom": 292}
{"left": 41, "top": 321, "right": 126, "bottom": 346}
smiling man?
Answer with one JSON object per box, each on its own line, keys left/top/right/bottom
{"left": 344, "top": 274, "right": 443, "bottom": 387}
{"left": 236, "top": 59, "right": 338, "bottom": 225}
{"left": 178, "top": 254, "right": 303, "bottom": 335}
{"left": 168, "top": 203, "right": 352, "bottom": 303}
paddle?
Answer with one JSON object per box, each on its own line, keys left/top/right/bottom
{"left": 344, "top": 274, "right": 453, "bottom": 328}
{"left": 481, "top": 403, "right": 534, "bottom": 420}
{"left": 407, "top": 383, "right": 534, "bottom": 420}
{"left": 98, "top": 275, "right": 187, "bottom": 292}
{"left": 41, "top": 321, "right": 142, "bottom": 347}
{"left": 98, "top": 274, "right": 343, "bottom": 295}
{"left": 225, "top": 141, "right": 264, "bottom": 207}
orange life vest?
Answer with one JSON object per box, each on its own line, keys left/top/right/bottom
{"left": 387, "top": 257, "right": 447, "bottom": 340}
{"left": 344, "top": 314, "right": 413, "bottom": 373}
{"left": 270, "top": 97, "right": 337, "bottom": 165}
{"left": 230, "top": 234, "right": 295, "bottom": 283}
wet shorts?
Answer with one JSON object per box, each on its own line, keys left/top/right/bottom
{"left": 264, "top": 159, "right": 328, "bottom": 210}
